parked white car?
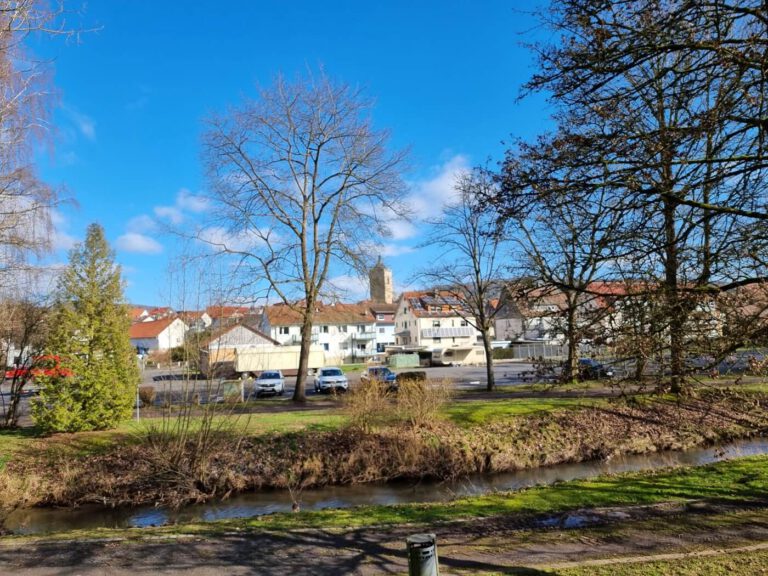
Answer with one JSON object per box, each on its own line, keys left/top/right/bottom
{"left": 313, "top": 367, "right": 349, "bottom": 393}
{"left": 254, "top": 370, "right": 285, "bottom": 397}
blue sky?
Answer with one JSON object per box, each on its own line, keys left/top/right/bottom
{"left": 31, "top": 0, "right": 551, "bottom": 306}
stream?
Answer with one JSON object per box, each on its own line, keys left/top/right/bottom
{"left": 6, "top": 436, "right": 768, "bottom": 535}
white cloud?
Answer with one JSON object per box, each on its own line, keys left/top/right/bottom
{"left": 196, "top": 226, "right": 265, "bottom": 253}
{"left": 154, "top": 188, "right": 209, "bottom": 224}
{"left": 62, "top": 104, "right": 96, "bottom": 141}
{"left": 116, "top": 233, "right": 163, "bottom": 254}
{"left": 52, "top": 230, "right": 78, "bottom": 251}
{"left": 387, "top": 219, "right": 417, "bottom": 241}
{"left": 326, "top": 274, "right": 369, "bottom": 302}
{"left": 154, "top": 205, "right": 183, "bottom": 224}
{"left": 126, "top": 214, "right": 157, "bottom": 233}
{"left": 176, "top": 189, "right": 209, "bottom": 213}
{"left": 49, "top": 209, "right": 79, "bottom": 251}
{"left": 407, "top": 154, "right": 470, "bottom": 220}
{"left": 380, "top": 243, "right": 416, "bottom": 257}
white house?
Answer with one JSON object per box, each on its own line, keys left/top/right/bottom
{"left": 266, "top": 302, "right": 377, "bottom": 364}
{"left": 393, "top": 290, "right": 485, "bottom": 365}
{"left": 129, "top": 317, "right": 188, "bottom": 352}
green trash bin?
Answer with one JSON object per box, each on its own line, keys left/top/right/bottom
{"left": 406, "top": 533, "right": 439, "bottom": 576}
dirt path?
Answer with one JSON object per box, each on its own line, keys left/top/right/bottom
{"left": 3, "top": 501, "right": 768, "bottom": 575}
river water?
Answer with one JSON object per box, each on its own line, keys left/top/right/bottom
{"left": 6, "top": 437, "right": 768, "bottom": 535}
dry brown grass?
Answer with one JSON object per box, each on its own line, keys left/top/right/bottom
{"left": 344, "top": 378, "right": 454, "bottom": 431}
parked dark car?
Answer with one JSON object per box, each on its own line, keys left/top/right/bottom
{"left": 717, "top": 351, "right": 766, "bottom": 375}
{"left": 578, "top": 358, "right": 614, "bottom": 380}
{"left": 360, "top": 366, "right": 399, "bottom": 392}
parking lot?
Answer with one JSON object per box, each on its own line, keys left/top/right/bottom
{"left": 138, "top": 361, "right": 539, "bottom": 402}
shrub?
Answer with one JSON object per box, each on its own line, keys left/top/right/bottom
{"left": 396, "top": 378, "right": 453, "bottom": 428}
{"left": 397, "top": 371, "right": 427, "bottom": 383}
{"left": 138, "top": 386, "right": 156, "bottom": 407}
{"left": 344, "top": 376, "right": 453, "bottom": 431}
{"left": 344, "top": 380, "right": 395, "bottom": 432}
{"left": 492, "top": 348, "right": 517, "bottom": 360}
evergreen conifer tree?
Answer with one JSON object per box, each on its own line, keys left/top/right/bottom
{"left": 33, "top": 223, "right": 138, "bottom": 432}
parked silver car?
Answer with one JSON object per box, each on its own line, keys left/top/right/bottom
{"left": 254, "top": 370, "right": 285, "bottom": 397}
{"left": 313, "top": 367, "right": 348, "bottom": 393}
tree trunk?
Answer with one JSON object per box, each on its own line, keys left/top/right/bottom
{"left": 563, "top": 298, "right": 579, "bottom": 383}
{"left": 293, "top": 315, "right": 313, "bottom": 403}
{"left": 481, "top": 328, "right": 495, "bottom": 391}
{"left": 663, "top": 193, "right": 685, "bottom": 393}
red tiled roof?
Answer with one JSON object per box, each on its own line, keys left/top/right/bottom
{"left": 206, "top": 305, "right": 253, "bottom": 319}
{"left": 400, "top": 290, "right": 472, "bottom": 318}
{"left": 129, "top": 307, "right": 148, "bottom": 321}
{"left": 266, "top": 302, "right": 374, "bottom": 326}
{"left": 129, "top": 317, "right": 180, "bottom": 339}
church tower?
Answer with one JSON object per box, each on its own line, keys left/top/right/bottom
{"left": 369, "top": 258, "right": 393, "bottom": 303}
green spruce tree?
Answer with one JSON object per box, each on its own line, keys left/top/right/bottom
{"left": 33, "top": 223, "right": 139, "bottom": 432}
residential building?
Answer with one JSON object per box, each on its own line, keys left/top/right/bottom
{"left": 177, "top": 310, "right": 213, "bottom": 332}
{"left": 129, "top": 317, "right": 188, "bottom": 353}
{"left": 369, "top": 302, "right": 397, "bottom": 353}
{"left": 200, "top": 323, "right": 281, "bottom": 376}
{"left": 393, "top": 290, "right": 485, "bottom": 365}
{"left": 265, "top": 302, "right": 376, "bottom": 364}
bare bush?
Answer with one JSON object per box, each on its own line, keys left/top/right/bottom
{"left": 345, "top": 377, "right": 454, "bottom": 431}
{"left": 344, "top": 380, "right": 396, "bottom": 432}
{"left": 138, "top": 386, "right": 156, "bottom": 408}
{"left": 396, "top": 378, "right": 454, "bottom": 428}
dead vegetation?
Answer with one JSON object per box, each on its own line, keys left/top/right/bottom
{"left": 3, "top": 389, "right": 768, "bottom": 512}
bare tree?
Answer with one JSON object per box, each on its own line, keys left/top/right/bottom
{"left": 495, "top": 143, "right": 626, "bottom": 383}
{"left": 0, "top": 298, "right": 50, "bottom": 428}
{"left": 201, "top": 71, "right": 407, "bottom": 401}
{"left": 0, "top": 2, "right": 72, "bottom": 289}
{"left": 418, "top": 168, "right": 504, "bottom": 391}
{"left": 500, "top": 0, "right": 768, "bottom": 391}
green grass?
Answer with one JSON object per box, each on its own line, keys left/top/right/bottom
{"left": 0, "top": 409, "right": 347, "bottom": 461}
{"left": 223, "top": 454, "right": 768, "bottom": 531}
{"left": 554, "top": 547, "right": 768, "bottom": 575}
{"left": 341, "top": 364, "right": 366, "bottom": 373}
{"left": 444, "top": 397, "right": 604, "bottom": 426}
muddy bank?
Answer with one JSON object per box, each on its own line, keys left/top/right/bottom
{"left": 4, "top": 392, "right": 768, "bottom": 510}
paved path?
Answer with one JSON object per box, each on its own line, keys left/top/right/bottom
{"left": 3, "top": 502, "right": 768, "bottom": 575}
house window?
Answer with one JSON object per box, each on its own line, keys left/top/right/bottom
{"left": 279, "top": 326, "right": 289, "bottom": 335}
{"left": 356, "top": 343, "right": 366, "bottom": 351}
{"left": 339, "top": 325, "right": 348, "bottom": 333}
{"left": 460, "top": 320, "right": 468, "bottom": 327}
{"left": 379, "top": 327, "right": 385, "bottom": 333}
{"left": 321, "top": 325, "right": 329, "bottom": 333}
{"left": 434, "top": 337, "right": 442, "bottom": 343}
{"left": 357, "top": 325, "right": 365, "bottom": 332}
{"left": 377, "top": 314, "right": 384, "bottom": 320}
{"left": 432, "top": 320, "right": 441, "bottom": 328}
{"left": 323, "top": 343, "right": 329, "bottom": 351}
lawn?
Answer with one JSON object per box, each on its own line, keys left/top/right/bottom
{"left": 553, "top": 546, "right": 768, "bottom": 575}
{"left": 444, "top": 397, "right": 604, "bottom": 426}
{"left": 225, "top": 454, "right": 768, "bottom": 531}
{"left": 1, "top": 394, "right": 608, "bottom": 458}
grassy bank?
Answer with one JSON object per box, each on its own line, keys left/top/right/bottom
{"left": 2, "top": 389, "right": 767, "bottom": 513}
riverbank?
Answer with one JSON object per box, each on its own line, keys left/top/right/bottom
{"left": 3, "top": 456, "right": 768, "bottom": 574}
{"left": 2, "top": 388, "right": 768, "bottom": 513}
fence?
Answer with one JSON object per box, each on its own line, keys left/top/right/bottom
{"left": 511, "top": 343, "right": 566, "bottom": 359}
